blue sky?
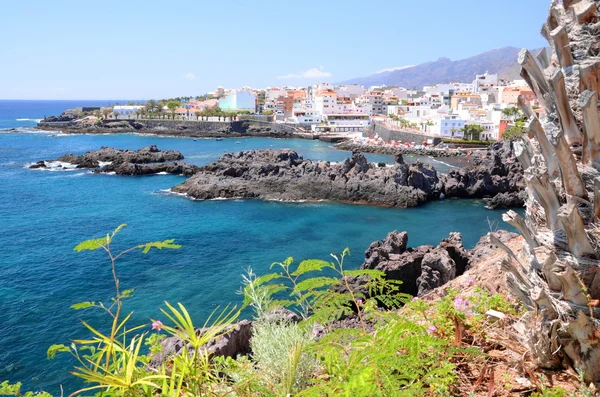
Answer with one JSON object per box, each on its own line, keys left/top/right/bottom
{"left": 2, "top": 0, "right": 550, "bottom": 100}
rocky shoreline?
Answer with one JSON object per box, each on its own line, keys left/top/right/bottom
{"left": 171, "top": 141, "right": 525, "bottom": 209}
{"left": 335, "top": 140, "right": 467, "bottom": 158}
{"left": 149, "top": 228, "right": 522, "bottom": 364}
{"left": 36, "top": 118, "right": 303, "bottom": 139}
{"left": 29, "top": 141, "right": 525, "bottom": 208}
{"left": 171, "top": 149, "right": 442, "bottom": 207}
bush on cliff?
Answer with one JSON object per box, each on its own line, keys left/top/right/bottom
{"left": 2, "top": 225, "right": 569, "bottom": 396}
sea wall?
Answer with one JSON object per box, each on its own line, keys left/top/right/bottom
{"left": 365, "top": 124, "right": 442, "bottom": 146}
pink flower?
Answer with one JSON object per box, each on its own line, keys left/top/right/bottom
{"left": 427, "top": 325, "right": 437, "bottom": 334}
{"left": 412, "top": 297, "right": 419, "bottom": 302}
{"left": 467, "top": 278, "right": 474, "bottom": 286}
{"left": 356, "top": 299, "right": 364, "bottom": 305}
{"left": 454, "top": 297, "right": 470, "bottom": 309}
{"left": 151, "top": 320, "right": 163, "bottom": 331}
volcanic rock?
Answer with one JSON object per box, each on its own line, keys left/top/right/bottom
{"left": 149, "top": 320, "right": 252, "bottom": 369}
{"left": 442, "top": 141, "right": 524, "bottom": 199}
{"left": 360, "top": 230, "right": 473, "bottom": 297}
{"left": 171, "top": 149, "right": 443, "bottom": 207}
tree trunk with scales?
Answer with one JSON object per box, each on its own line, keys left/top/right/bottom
{"left": 495, "top": 0, "right": 600, "bottom": 383}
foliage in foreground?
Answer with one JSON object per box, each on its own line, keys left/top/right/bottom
{"left": 2, "top": 226, "right": 579, "bottom": 396}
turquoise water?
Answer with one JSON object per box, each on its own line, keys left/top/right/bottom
{"left": 0, "top": 102, "right": 514, "bottom": 394}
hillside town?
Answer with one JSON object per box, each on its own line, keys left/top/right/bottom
{"left": 101, "top": 71, "right": 535, "bottom": 142}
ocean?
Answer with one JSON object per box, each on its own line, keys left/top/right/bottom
{"left": 0, "top": 100, "right": 514, "bottom": 394}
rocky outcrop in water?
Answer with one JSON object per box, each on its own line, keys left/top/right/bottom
{"left": 58, "top": 145, "right": 184, "bottom": 167}
{"left": 360, "top": 230, "right": 500, "bottom": 296}
{"left": 29, "top": 145, "right": 197, "bottom": 176}
{"left": 442, "top": 141, "right": 524, "bottom": 203}
{"left": 97, "top": 161, "right": 199, "bottom": 176}
{"left": 171, "top": 149, "right": 443, "bottom": 207}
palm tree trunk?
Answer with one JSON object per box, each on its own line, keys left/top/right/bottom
{"left": 497, "top": 1, "right": 600, "bottom": 383}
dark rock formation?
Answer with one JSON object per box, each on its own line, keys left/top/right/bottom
{"left": 30, "top": 145, "right": 195, "bottom": 176}
{"left": 484, "top": 191, "right": 526, "bottom": 209}
{"left": 149, "top": 320, "right": 252, "bottom": 369}
{"left": 171, "top": 149, "right": 443, "bottom": 208}
{"left": 98, "top": 161, "right": 199, "bottom": 176}
{"left": 361, "top": 230, "right": 472, "bottom": 296}
{"left": 42, "top": 113, "right": 77, "bottom": 123}
{"left": 29, "top": 161, "right": 47, "bottom": 169}
{"left": 58, "top": 145, "right": 184, "bottom": 166}
{"left": 442, "top": 141, "right": 524, "bottom": 199}
{"left": 417, "top": 249, "right": 457, "bottom": 296}
{"left": 336, "top": 141, "right": 463, "bottom": 158}
{"left": 37, "top": 118, "right": 301, "bottom": 138}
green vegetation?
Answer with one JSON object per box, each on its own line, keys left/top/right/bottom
{"left": 2, "top": 226, "right": 583, "bottom": 396}
{"left": 501, "top": 107, "right": 528, "bottom": 141}
{"left": 166, "top": 100, "right": 181, "bottom": 120}
{"left": 459, "top": 124, "right": 484, "bottom": 141}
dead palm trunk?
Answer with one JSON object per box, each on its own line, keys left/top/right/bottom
{"left": 496, "top": 0, "right": 600, "bottom": 383}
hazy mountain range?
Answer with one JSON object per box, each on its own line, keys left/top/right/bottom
{"left": 340, "top": 46, "right": 548, "bottom": 88}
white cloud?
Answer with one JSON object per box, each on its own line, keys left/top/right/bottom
{"left": 183, "top": 73, "right": 196, "bottom": 80}
{"left": 375, "top": 65, "right": 416, "bottom": 74}
{"left": 277, "top": 66, "right": 332, "bottom": 80}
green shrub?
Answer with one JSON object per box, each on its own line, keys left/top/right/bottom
{"left": 251, "top": 320, "right": 319, "bottom": 394}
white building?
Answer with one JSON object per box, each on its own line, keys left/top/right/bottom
{"left": 336, "top": 84, "right": 366, "bottom": 99}
{"left": 313, "top": 82, "right": 334, "bottom": 92}
{"left": 266, "top": 87, "right": 287, "bottom": 101}
{"left": 219, "top": 91, "right": 256, "bottom": 112}
{"left": 113, "top": 105, "right": 144, "bottom": 115}
{"left": 312, "top": 114, "right": 370, "bottom": 133}
{"left": 430, "top": 115, "right": 466, "bottom": 138}
{"left": 313, "top": 90, "right": 338, "bottom": 115}
{"left": 473, "top": 72, "right": 498, "bottom": 93}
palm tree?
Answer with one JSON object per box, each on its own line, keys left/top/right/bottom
{"left": 166, "top": 101, "right": 180, "bottom": 120}
{"left": 195, "top": 111, "right": 202, "bottom": 121}
{"left": 113, "top": 112, "right": 119, "bottom": 120}
{"left": 425, "top": 120, "right": 434, "bottom": 133}
{"left": 102, "top": 108, "right": 112, "bottom": 120}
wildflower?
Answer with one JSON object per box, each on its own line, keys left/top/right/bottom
{"left": 412, "top": 297, "right": 419, "bottom": 302}
{"left": 427, "top": 325, "right": 437, "bottom": 334}
{"left": 454, "top": 297, "right": 470, "bottom": 309}
{"left": 467, "top": 278, "right": 474, "bottom": 286}
{"left": 356, "top": 299, "right": 364, "bottom": 305}
{"left": 151, "top": 320, "right": 163, "bottom": 331}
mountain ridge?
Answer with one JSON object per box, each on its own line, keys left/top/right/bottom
{"left": 340, "top": 46, "right": 547, "bottom": 88}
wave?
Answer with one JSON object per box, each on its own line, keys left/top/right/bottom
{"left": 27, "top": 161, "right": 80, "bottom": 172}
{"left": 16, "top": 118, "right": 42, "bottom": 122}
{"left": 430, "top": 158, "right": 457, "bottom": 169}
{"left": 0, "top": 127, "right": 49, "bottom": 134}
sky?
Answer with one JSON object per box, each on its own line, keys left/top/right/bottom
{"left": 1, "top": 0, "right": 551, "bottom": 100}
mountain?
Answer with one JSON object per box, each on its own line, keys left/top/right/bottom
{"left": 341, "top": 46, "right": 548, "bottom": 88}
